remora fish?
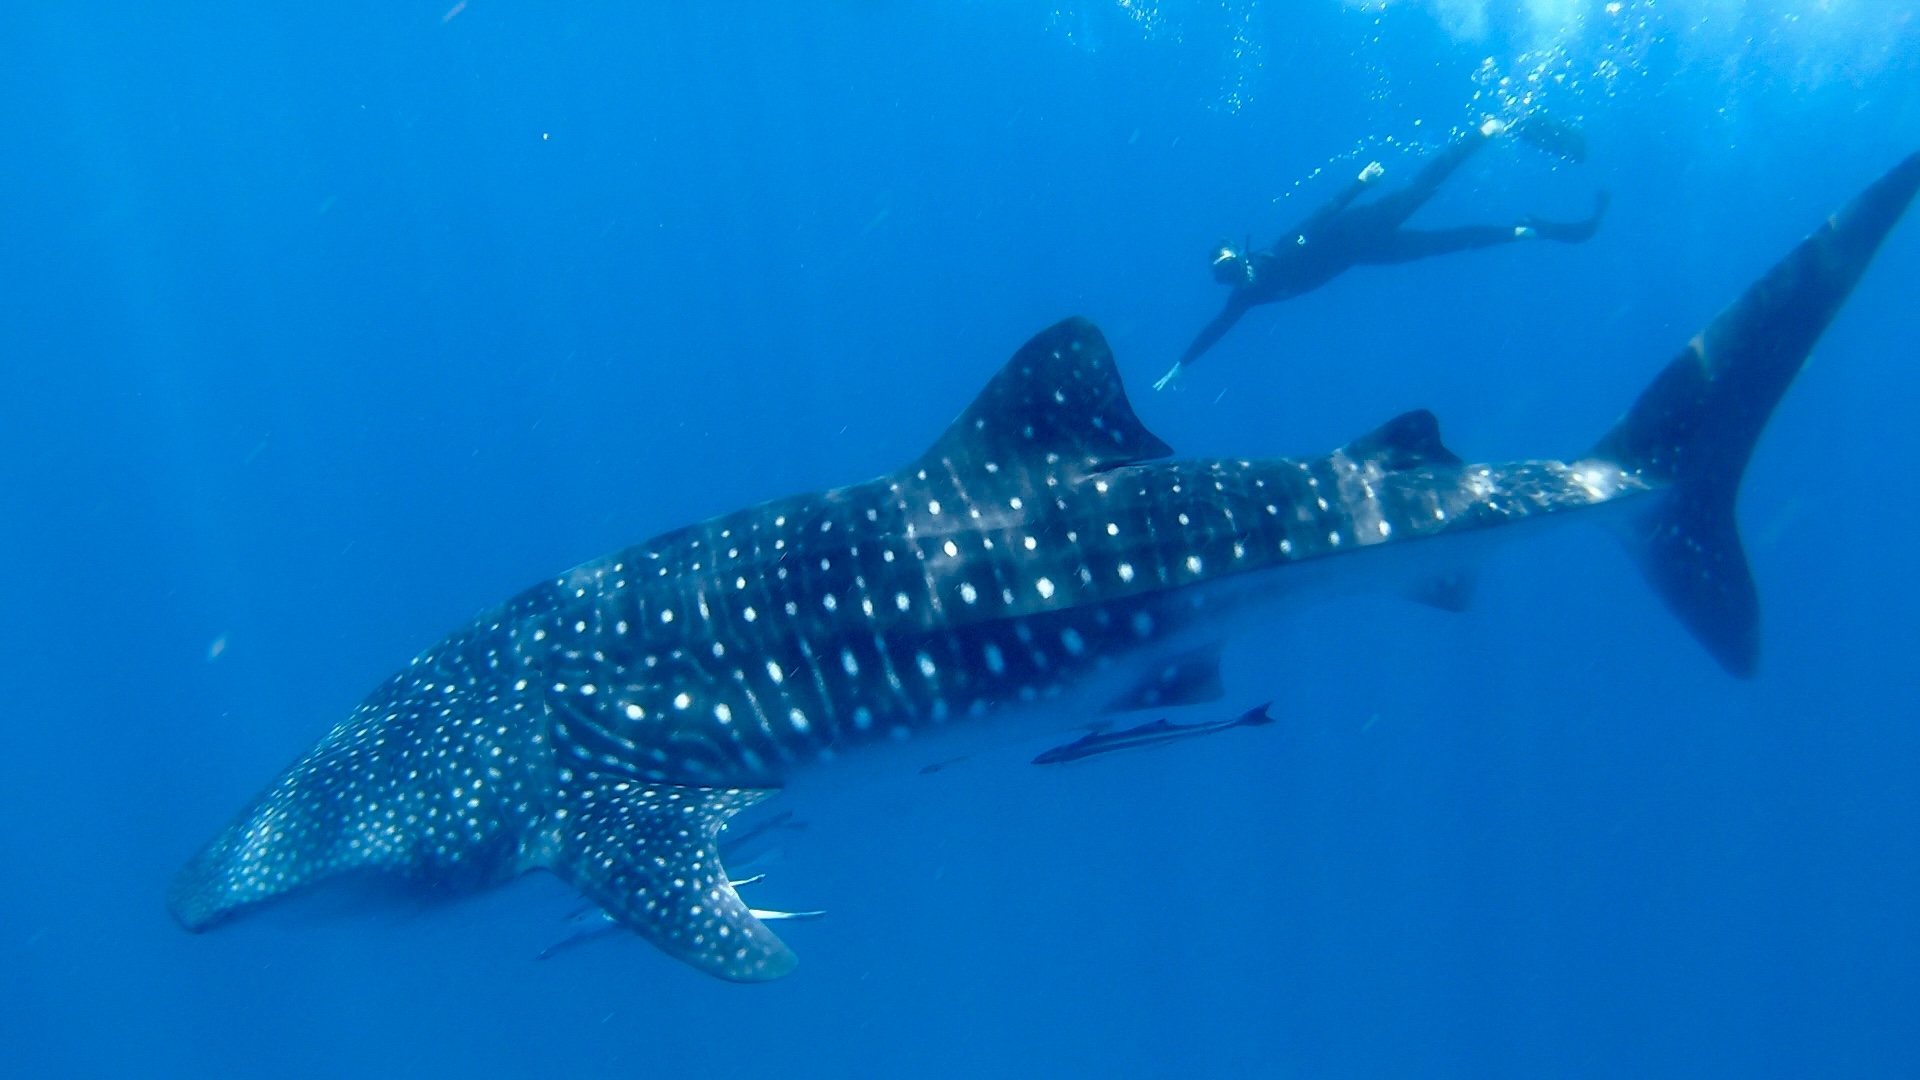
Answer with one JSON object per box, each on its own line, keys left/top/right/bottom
{"left": 1033, "top": 703, "right": 1276, "bottom": 765}
{"left": 169, "top": 154, "right": 1920, "bottom": 982}
{"left": 712, "top": 809, "right": 807, "bottom": 873}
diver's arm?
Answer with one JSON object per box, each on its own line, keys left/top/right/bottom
{"left": 1292, "top": 161, "right": 1384, "bottom": 237}
{"left": 1155, "top": 304, "right": 1249, "bottom": 391}
{"left": 1179, "top": 303, "right": 1247, "bottom": 367}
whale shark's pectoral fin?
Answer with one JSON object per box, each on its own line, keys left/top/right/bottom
{"left": 1104, "top": 642, "right": 1225, "bottom": 712}
{"left": 546, "top": 778, "right": 798, "bottom": 982}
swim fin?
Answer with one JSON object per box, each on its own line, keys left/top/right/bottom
{"left": 1523, "top": 191, "right": 1610, "bottom": 244}
{"left": 1512, "top": 113, "right": 1589, "bottom": 164}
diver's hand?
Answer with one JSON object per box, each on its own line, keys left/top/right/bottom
{"left": 1358, "top": 161, "right": 1385, "bottom": 183}
{"left": 1152, "top": 363, "right": 1182, "bottom": 392}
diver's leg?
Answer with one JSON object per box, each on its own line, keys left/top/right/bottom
{"left": 1357, "top": 127, "right": 1495, "bottom": 229}
{"left": 1355, "top": 224, "right": 1524, "bottom": 265}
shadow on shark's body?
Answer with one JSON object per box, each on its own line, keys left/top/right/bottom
{"left": 169, "top": 153, "right": 1920, "bottom": 981}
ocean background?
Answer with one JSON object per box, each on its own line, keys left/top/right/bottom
{"left": 3, "top": 1, "right": 1919, "bottom": 1075}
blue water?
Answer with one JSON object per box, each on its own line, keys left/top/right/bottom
{"left": 3, "top": 2, "right": 1918, "bottom": 1076}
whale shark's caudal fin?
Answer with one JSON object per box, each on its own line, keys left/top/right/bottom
{"left": 1594, "top": 152, "right": 1920, "bottom": 676}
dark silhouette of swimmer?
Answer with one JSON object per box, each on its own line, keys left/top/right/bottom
{"left": 1156, "top": 116, "right": 1608, "bottom": 390}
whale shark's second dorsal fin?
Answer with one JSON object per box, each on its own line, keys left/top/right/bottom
{"left": 1344, "top": 409, "right": 1461, "bottom": 471}
{"left": 920, "top": 317, "right": 1173, "bottom": 478}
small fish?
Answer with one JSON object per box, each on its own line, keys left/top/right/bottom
{"left": 715, "top": 810, "right": 807, "bottom": 873}
{"left": 1032, "top": 702, "right": 1276, "bottom": 765}
{"left": 536, "top": 908, "right": 621, "bottom": 962}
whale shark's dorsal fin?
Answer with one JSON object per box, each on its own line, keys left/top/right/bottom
{"left": 1344, "top": 409, "right": 1461, "bottom": 471}
{"left": 544, "top": 775, "right": 796, "bottom": 982}
{"left": 920, "top": 317, "right": 1173, "bottom": 477}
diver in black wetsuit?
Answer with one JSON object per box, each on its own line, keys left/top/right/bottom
{"left": 1155, "top": 117, "right": 1609, "bottom": 391}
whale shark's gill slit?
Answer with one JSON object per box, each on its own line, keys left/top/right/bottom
{"left": 547, "top": 778, "right": 794, "bottom": 982}
{"left": 551, "top": 697, "right": 663, "bottom": 782}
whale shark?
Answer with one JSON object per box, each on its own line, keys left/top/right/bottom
{"left": 170, "top": 152, "right": 1919, "bottom": 982}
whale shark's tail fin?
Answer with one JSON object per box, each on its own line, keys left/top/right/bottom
{"left": 1594, "top": 152, "right": 1920, "bottom": 676}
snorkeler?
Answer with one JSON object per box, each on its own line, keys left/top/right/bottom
{"left": 1155, "top": 116, "right": 1608, "bottom": 390}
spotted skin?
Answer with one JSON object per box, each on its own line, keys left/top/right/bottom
{"left": 167, "top": 320, "right": 1638, "bottom": 980}
{"left": 551, "top": 782, "right": 790, "bottom": 979}
{"left": 168, "top": 618, "right": 552, "bottom": 930}
{"left": 532, "top": 327, "right": 1640, "bottom": 792}
{"left": 171, "top": 153, "right": 1919, "bottom": 981}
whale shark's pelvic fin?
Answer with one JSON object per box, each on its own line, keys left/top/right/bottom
{"left": 1595, "top": 151, "right": 1920, "bottom": 676}
{"left": 545, "top": 778, "right": 796, "bottom": 982}
{"left": 921, "top": 316, "right": 1174, "bottom": 476}
{"left": 1104, "top": 642, "right": 1226, "bottom": 712}
{"left": 1405, "top": 570, "right": 1479, "bottom": 613}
